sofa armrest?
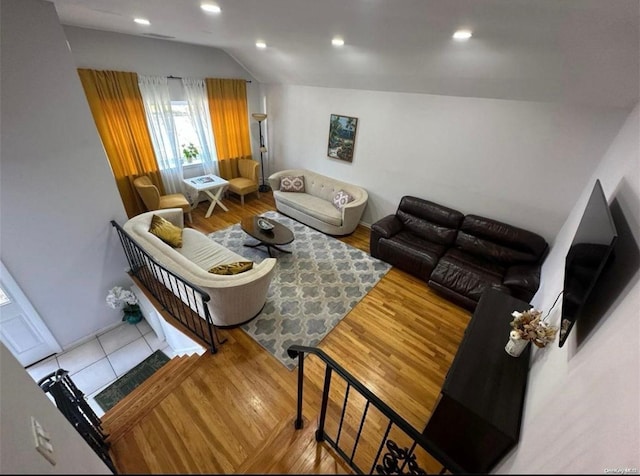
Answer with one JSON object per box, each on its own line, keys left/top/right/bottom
{"left": 202, "top": 258, "right": 277, "bottom": 327}
{"left": 503, "top": 264, "right": 541, "bottom": 294}
{"left": 150, "top": 208, "right": 185, "bottom": 229}
{"left": 268, "top": 169, "right": 307, "bottom": 192}
{"left": 340, "top": 187, "right": 368, "bottom": 234}
{"left": 371, "top": 215, "right": 403, "bottom": 238}
{"left": 370, "top": 215, "right": 404, "bottom": 258}
{"left": 123, "top": 208, "right": 185, "bottom": 234}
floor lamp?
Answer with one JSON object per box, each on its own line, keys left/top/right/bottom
{"left": 252, "top": 113, "right": 270, "bottom": 192}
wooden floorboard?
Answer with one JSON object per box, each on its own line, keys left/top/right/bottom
{"left": 107, "top": 190, "right": 471, "bottom": 474}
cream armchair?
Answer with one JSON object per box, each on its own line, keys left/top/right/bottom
{"left": 227, "top": 159, "right": 260, "bottom": 206}
{"left": 133, "top": 175, "right": 192, "bottom": 223}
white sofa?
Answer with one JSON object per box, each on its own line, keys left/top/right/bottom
{"left": 268, "top": 169, "right": 368, "bottom": 235}
{"left": 123, "top": 208, "right": 276, "bottom": 327}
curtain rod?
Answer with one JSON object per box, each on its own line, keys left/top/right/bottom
{"left": 167, "top": 75, "right": 251, "bottom": 83}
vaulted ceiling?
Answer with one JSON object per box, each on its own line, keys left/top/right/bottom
{"left": 48, "top": 0, "right": 639, "bottom": 109}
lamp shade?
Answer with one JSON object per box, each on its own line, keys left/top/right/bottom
{"left": 252, "top": 113, "right": 267, "bottom": 121}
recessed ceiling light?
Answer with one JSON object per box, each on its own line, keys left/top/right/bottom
{"left": 134, "top": 18, "right": 150, "bottom": 25}
{"left": 332, "top": 37, "right": 345, "bottom": 47}
{"left": 201, "top": 4, "right": 221, "bottom": 13}
{"left": 453, "top": 30, "right": 472, "bottom": 41}
{"left": 256, "top": 41, "right": 267, "bottom": 49}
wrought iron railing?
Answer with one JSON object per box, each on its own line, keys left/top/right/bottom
{"left": 287, "top": 345, "right": 465, "bottom": 475}
{"left": 38, "top": 369, "right": 117, "bottom": 473}
{"left": 110, "top": 220, "right": 220, "bottom": 354}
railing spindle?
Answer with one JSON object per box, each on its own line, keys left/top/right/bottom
{"left": 335, "top": 383, "right": 351, "bottom": 447}
{"left": 316, "top": 366, "right": 333, "bottom": 442}
{"left": 350, "top": 400, "right": 370, "bottom": 464}
{"left": 371, "top": 420, "right": 394, "bottom": 474}
{"left": 399, "top": 441, "right": 418, "bottom": 473}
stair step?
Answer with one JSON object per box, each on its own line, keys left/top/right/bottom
{"left": 237, "top": 415, "right": 353, "bottom": 474}
{"left": 102, "top": 355, "right": 186, "bottom": 421}
{"left": 102, "top": 353, "right": 201, "bottom": 442}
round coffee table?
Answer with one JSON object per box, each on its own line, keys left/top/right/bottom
{"left": 241, "top": 216, "right": 294, "bottom": 257}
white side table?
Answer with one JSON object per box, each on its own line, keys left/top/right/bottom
{"left": 183, "top": 174, "right": 229, "bottom": 218}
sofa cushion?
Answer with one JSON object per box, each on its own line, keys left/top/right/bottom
{"left": 275, "top": 192, "right": 342, "bottom": 227}
{"left": 443, "top": 248, "right": 506, "bottom": 278}
{"left": 280, "top": 175, "right": 305, "bottom": 192}
{"left": 396, "top": 196, "right": 463, "bottom": 246}
{"left": 228, "top": 177, "right": 257, "bottom": 194}
{"left": 149, "top": 214, "right": 183, "bottom": 248}
{"left": 332, "top": 189, "right": 354, "bottom": 210}
{"left": 377, "top": 231, "right": 446, "bottom": 280}
{"left": 177, "top": 228, "right": 247, "bottom": 271}
{"left": 430, "top": 254, "right": 508, "bottom": 304}
{"left": 455, "top": 231, "right": 541, "bottom": 265}
{"left": 397, "top": 209, "right": 459, "bottom": 246}
{"left": 457, "top": 215, "right": 547, "bottom": 264}
{"left": 209, "top": 261, "right": 254, "bottom": 275}
{"left": 398, "top": 196, "right": 464, "bottom": 229}
{"left": 503, "top": 264, "right": 541, "bottom": 295}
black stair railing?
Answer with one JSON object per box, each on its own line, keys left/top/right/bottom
{"left": 111, "top": 220, "right": 220, "bottom": 353}
{"left": 38, "top": 369, "right": 117, "bottom": 474}
{"left": 287, "top": 345, "right": 465, "bottom": 475}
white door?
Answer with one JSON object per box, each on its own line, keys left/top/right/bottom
{"left": 0, "top": 261, "right": 62, "bottom": 367}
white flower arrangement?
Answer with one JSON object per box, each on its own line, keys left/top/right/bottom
{"left": 106, "top": 286, "right": 138, "bottom": 310}
{"left": 510, "top": 308, "right": 558, "bottom": 348}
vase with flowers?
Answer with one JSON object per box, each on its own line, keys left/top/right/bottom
{"left": 506, "top": 308, "right": 558, "bottom": 357}
{"left": 106, "top": 286, "right": 142, "bottom": 324}
{"left": 182, "top": 142, "right": 199, "bottom": 164}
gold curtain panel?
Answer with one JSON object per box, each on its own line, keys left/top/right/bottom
{"left": 77, "top": 68, "right": 163, "bottom": 217}
{"left": 205, "top": 78, "right": 252, "bottom": 179}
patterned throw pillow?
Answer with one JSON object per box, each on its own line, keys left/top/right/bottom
{"left": 332, "top": 189, "right": 354, "bottom": 210}
{"left": 149, "top": 214, "right": 183, "bottom": 248}
{"left": 280, "top": 175, "right": 305, "bottom": 192}
{"left": 208, "top": 261, "right": 254, "bottom": 275}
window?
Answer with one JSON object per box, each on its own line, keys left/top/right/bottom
{"left": 0, "top": 287, "right": 11, "bottom": 306}
{"left": 171, "top": 101, "right": 203, "bottom": 165}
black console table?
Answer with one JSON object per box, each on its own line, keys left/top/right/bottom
{"left": 422, "top": 288, "right": 532, "bottom": 473}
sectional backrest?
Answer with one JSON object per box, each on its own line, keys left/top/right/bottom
{"left": 455, "top": 214, "right": 548, "bottom": 265}
{"left": 397, "top": 196, "right": 464, "bottom": 246}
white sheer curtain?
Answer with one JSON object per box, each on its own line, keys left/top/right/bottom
{"left": 182, "top": 77, "right": 219, "bottom": 176}
{"left": 138, "top": 75, "right": 184, "bottom": 194}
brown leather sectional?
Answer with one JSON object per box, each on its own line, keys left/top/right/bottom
{"left": 370, "top": 196, "right": 548, "bottom": 311}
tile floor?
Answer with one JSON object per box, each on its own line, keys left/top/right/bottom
{"left": 26, "top": 318, "right": 173, "bottom": 419}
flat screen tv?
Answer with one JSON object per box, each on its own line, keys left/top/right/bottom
{"left": 560, "top": 179, "right": 617, "bottom": 347}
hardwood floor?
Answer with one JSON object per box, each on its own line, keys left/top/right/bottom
{"left": 106, "top": 191, "right": 471, "bottom": 474}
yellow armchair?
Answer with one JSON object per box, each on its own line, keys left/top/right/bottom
{"left": 133, "top": 175, "right": 192, "bottom": 223}
{"left": 227, "top": 159, "right": 260, "bottom": 206}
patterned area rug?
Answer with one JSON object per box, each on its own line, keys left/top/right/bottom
{"left": 94, "top": 350, "right": 170, "bottom": 412}
{"left": 208, "top": 211, "right": 392, "bottom": 370}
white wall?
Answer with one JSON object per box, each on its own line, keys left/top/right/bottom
{"left": 62, "top": 26, "right": 265, "bottom": 163}
{"left": 0, "top": 0, "right": 129, "bottom": 349}
{"left": 61, "top": 27, "right": 633, "bottom": 243}
{"left": 495, "top": 103, "right": 640, "bottom": 473}
{"left": 0, "top": 343, "right": 111, "bottom": 474}
{"left": 264, "top": 84, "right": 629, "bottom": 241}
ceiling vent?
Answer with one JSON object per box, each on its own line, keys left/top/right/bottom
{"left": 143, "top": 33, "right": 176, "bottom": 39}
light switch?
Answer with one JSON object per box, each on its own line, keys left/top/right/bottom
{"left": 31, "top": 417, "right": 56, "bottom": 465}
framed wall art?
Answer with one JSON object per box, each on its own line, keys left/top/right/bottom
{"left": 327, "top": 114, "right": 358, "bottom": 162}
